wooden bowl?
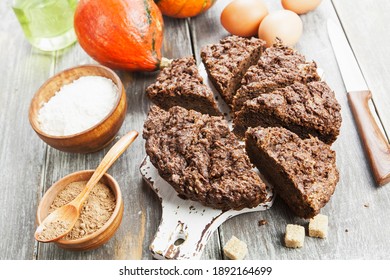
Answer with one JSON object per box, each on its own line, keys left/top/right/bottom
{"left": 29, "top": 64, "right": 127, "bottom": 153}
{"left": 36, "top": 170, "right": 124, "bottom": 251}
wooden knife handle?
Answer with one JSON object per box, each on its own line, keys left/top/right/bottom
{"left": 348, "top": 90, "right": 390, "bottom": 186}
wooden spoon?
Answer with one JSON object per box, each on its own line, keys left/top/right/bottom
{"left": 34, "top": 130, "right": 138, "bottom": 243}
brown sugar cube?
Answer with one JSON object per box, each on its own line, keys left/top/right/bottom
{"left": 309, "top": 214, "right": 328, "bottom": 238}
{"left": 284, "top": 224, "right": 305, "bottom": 248}
{"left": 223, "top": 236, "right": 248, "bottom": 260}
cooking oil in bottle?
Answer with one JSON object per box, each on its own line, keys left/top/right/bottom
{"left": 12, "top": 0, "right": 78, "bottom": 51}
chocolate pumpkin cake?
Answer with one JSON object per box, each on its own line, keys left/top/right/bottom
{"left": 245, "top": 126, "right": 339, "bottom": 218}
{"left": 233, "top": 81, "right": 342, "bottom": 144}
{"left": 200, "top": 35, "right": 265, "bottom": 107}
{"left": 146, "top": 56, "right": 221, "bottom": 116}
{"left": 232, "top": 39, "right": 320, "bottom": 112}
{"left": 143, "top": 105, "right": 267, "bottom": 210}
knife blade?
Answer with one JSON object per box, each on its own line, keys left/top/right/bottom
{"left": 327, "top": 20, "right": 368, "bottom": 92}
{"left": 327, "top": 19, "right": 390, "bottom": 186}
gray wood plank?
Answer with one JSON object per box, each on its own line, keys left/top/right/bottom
{"left": 190, "top": 0, "right": 390, "bottom": 259}
{"left": 2, "top": 0, "right": 389, "bottom": 261}
{"left": 0, "top": 2, "right": 54, "bottom": 260}
{"left": 188, "top": 1, "right": 230, "bottom": 64}
{"left": 332, "top": 0, "right": 390, "bottom": 135}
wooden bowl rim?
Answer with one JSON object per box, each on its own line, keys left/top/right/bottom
{"left": 36, "top": 170, "right": 123, "bottom": 245}
{"left": 28, "top": 64, "right": 124, "bottom": 140}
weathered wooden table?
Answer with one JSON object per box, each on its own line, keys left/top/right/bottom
{"left": 1, "top": 0, "right": 389, "bottom": 260}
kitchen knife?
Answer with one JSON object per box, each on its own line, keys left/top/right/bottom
{"left": 327, "top": 19, "right": 390, "bottom": 186}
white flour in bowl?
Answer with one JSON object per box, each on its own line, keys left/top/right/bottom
{"left": 38, "top": 76, "right": 118, "bottom": 136}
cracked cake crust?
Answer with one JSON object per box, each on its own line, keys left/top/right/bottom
{"left": 201, "top": 35, "right": 265, "bottom": 107}
{"left": 233, "top": 81, "right": 342, "bottom": 144}
{"left": 232, "top": 40, "right": 320, "bottom": 112}
{"left": 143, "top": 105, "right": 267, "bottom": 210}
{"left": 146, "top": 56, "right": 221, "bottom": 116}
{"left": 245, "top": 126, "right": 339, "bottom": 218}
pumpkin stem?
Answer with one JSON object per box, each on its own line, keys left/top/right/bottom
{"left": 159, "top": 57, "right": 173, "bottom": 69}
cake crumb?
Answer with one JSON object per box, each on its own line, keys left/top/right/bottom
{"left": 223, "top": 236, "right": 248, "bottom": 260}
{"left": 258, "top": 219, "right": 268, "bottom": 226}
{"left": 284, "top": 224, "right": 305, "bottom": 248}
{"left": 309, "top": 214, "right": 328, "bottom": 238}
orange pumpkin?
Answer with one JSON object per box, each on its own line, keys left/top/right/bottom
{"left": 155, "top": 0, "right": 217, "bottom": 18}
{"left": 74, "top": 0, "right": 164, "bottom": 71}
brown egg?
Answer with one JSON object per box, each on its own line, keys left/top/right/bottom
{"left": 281, "top": 0, "right": 322, "bottom": 15}
{"left": 221, "top": 0, "right": 269, "bottom": 37}
{"left": 258, "top": 10, "right": 303, "bottom": 47}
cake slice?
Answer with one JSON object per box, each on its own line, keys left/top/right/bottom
{"left": 234, "top": 81, "right": 342, "bottom": 144}
{"left": 146, "top": 56, "right": 221, "bottom": 116}
{"left": 245, "top": 126, "right": 339, "bottom": 218}
{"left": 232, "top": 40, "right": 320, "bottom": 112}
{"left": 143, "top": 105, "right": 267, "bottom": 211}
{"left": 201, "top": 35, "right": 265, "bottom": 107}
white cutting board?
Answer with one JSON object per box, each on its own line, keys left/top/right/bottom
{"left": 139, "top": 64, "right": 276, "bottom": 260}
{"left": 140, "top": 157, "right": 275, "bottom": 260}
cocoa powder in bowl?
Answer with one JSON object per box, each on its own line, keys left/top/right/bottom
{"left": 49, "top": 181, "right": 116, "bottom": 240}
